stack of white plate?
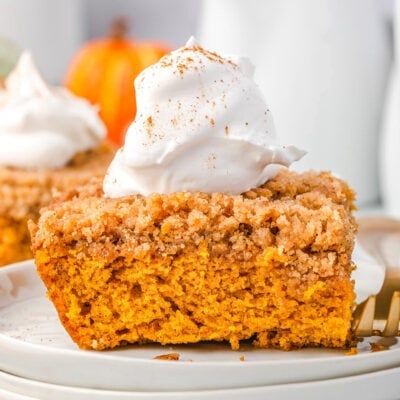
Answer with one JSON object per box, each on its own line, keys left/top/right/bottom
{"left": 1, "top": 261, "right": 400, "bottom": 400}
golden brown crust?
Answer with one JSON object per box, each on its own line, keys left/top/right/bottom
{"left": 0, "top": 143, "right": 114, "bottom": 266}
{"left": 30, "top": 169, "right": 357, "bottom": 350}
{"left": 0, "top": 143, "right": 114, "bottom": 219}
{"left": 32, "top": 169, "right": 356, "bottom": 261}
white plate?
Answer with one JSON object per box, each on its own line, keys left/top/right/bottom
{"left": 0, "top": 261, "right": 399, "bottom": 392}
{"left": 1, "top": 366, "right": 400, "bottom": 400}
{"left": 0, "top": 387, "right": 36, "bottom": 400}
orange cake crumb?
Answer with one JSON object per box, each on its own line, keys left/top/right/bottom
{"left": 29, "top": 169, "right": 357, "bottom": 351}
{"left": 153, "top": 353, "right": 180, "bottom": 361}
{"left": 345, "top": 347, "right": 359, "bottom": 356}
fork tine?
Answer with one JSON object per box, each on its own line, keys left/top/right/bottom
{"left": 354, "top": 295, "right": 376, "bottom": 337}
{"left": 382, "top": 291, "right": 400, "bottom": 337}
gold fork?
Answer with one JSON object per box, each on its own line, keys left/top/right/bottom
{"left": 353, "top": 217, "right": 400, "bottom": 337}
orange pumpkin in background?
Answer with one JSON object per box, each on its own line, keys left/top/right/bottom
{"left": 64, "top": 18, "right": 171, "bottom": 146}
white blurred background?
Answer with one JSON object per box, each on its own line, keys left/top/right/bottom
{"left": 0, "top": 0, "right": 201, "bottom": 82}
{"left": 0, "top": 0, "right": 398, "bottom": 214}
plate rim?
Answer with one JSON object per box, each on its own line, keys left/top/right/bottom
{"left": 1, "top": 365, "right": 400, "bottom": 400}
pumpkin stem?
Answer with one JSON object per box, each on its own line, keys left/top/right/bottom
{"left": 109, "top": 17, "right": 129, "bottom": 40}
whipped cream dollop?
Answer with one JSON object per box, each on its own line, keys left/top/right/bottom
{"left": 0, "top": 52, "right": 106, "bottom": 169}
{"left": 352, "top": 241, "right": 385, "bottom": 304}
{"left": 103, "top": 37, "right": 305, "bottom": 197}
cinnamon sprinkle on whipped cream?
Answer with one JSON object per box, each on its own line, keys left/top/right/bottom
{"left": 103, "top": 37, "right": 305, "bottom": 197}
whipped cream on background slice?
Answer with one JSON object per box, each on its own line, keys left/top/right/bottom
{"left": 0, "top": 52, "right": 106, "bottom": 170}
{"left": 352, "top": 240, "right": 385, "bottom": 304}
{"left": 103, "top": 37, "right": 305, "bottom": 197}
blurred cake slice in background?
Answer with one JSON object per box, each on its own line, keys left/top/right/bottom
{"left": 0, "top": 52, "right": 114, "bottom": 267}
